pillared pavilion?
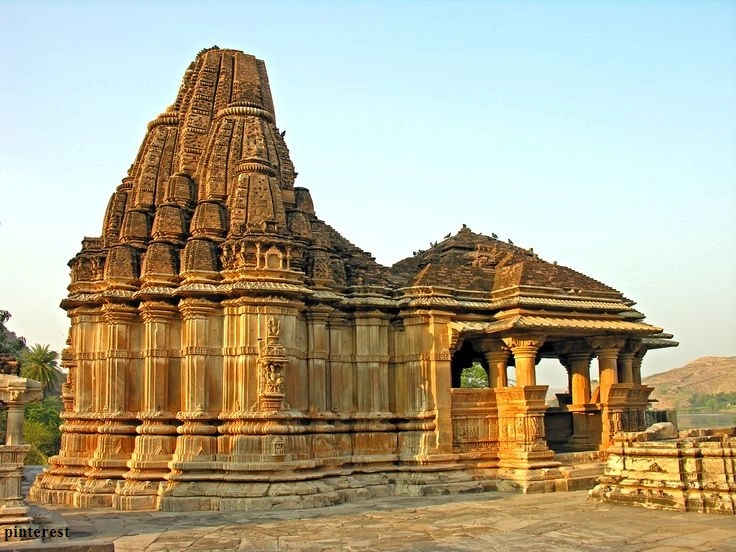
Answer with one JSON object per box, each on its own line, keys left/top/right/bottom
{"left": 30, "top": 48, "right": 676, "bottom": 511}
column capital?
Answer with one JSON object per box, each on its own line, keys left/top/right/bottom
{"left": 554, "top": 339, "right": 592, "bottom": 358}
{"left": 585, "top": 336, "right": 626, "bottom": 356}
{"left": 502, "top": 333, "right": 546, "bottom": 355}
{"left": 474, "top": 337, "right": 510, "bottom": 356}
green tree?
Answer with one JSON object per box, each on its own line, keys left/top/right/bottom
{"left": 460, "top": 362, "right": 489, "bottom": 388}
{"left": 0, "top": 310, "right": 27, "bottom": 359}
{"left": 20, "top": 344, "right": 62, "bottom": 396}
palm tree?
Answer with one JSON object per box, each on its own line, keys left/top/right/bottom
{"left": 20, "top": 344, "right": 62, "bottom": 395}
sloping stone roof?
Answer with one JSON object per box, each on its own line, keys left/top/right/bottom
{"left": 63, "top": 48, "right": 662, "bottom": 335}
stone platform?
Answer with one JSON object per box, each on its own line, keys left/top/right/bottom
{"left": 16, "top": 489, "right": 736, "bottom": 551}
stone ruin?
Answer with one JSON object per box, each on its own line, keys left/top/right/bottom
{"left": 0, "top": 375, "right": 42, "bottom": 536}
{"left": 30, "top": 48, "right": 677, "bottom": 512}
{"left": 590, "top": 425, "right": 736, "bottom": 514}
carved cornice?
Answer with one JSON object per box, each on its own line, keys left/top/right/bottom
{"left": 179, "top": 299, "right": 217, "bottom": 319}
{"left": 101, "top": 303, "right": 137, "bottom": 324}
{"left": 139, "top": 301, "right": 178, "bottom": 322}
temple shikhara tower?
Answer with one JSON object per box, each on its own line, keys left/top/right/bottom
{"left": 31, "top": 48, "right": 676, "bottom": 511}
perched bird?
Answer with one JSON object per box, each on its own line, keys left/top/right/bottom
{"left": 280, "top": 130, "right": 286, "bottom": 137}
{"left": 444, "top": 232, "right": 451, "bottom": 238}
{"left": 508, "top": 239, "right": 514, "bottom": 245}
{"left": 491, "top": 233, "right": 498, "bottom": 239}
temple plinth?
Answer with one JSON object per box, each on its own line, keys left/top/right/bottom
{"left": 30, "top": 48, "right": 677, "bottom": 510}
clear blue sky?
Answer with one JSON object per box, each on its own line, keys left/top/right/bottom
{"left": 1, "top": 1, "right": 734, "bottom": 387}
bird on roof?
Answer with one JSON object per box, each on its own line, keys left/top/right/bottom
{"left": 508, "top": 239, "right": 514, "bottom": 245}
{"left": 444, "top": 232, "right": 451, "bottom": 238}
{"left": 491, "top": 233, "right": 498, "bottom": 239}
{"left": 280, "top": 130, "right": 286, "bottom": 137}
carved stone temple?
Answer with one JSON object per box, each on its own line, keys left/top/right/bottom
{"left": 30, "top": 48, "right": 677, "bottom": 511}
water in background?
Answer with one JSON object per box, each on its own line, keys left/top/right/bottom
{"left": 676, "top": 411, "right": 736, "bottom": 430}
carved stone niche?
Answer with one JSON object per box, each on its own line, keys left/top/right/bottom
{"left": 257, "top": 317, "right": 288, "bottom": 411}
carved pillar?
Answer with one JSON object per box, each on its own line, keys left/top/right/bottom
{"left": 305, "top": 307, "right": 332, "bottom": 413}
{"left": 168, "top": 299, "right": 219, "bottom": 481}
{"left": 29, "top": 310, "right": 94, "bottom": 506}
{"left": 555, "top": 341, "right": 596, "bottom": 451}
{"left": 587, "top": 336, "right": 626, "bottom": 449}
{"left": 477, "top": 338, "right": 510, "bottom": 388}
{"left": 633, "top": 348, "right": 646, "bottom": 385}
{"left": 5, "top": 403, "right": 24, "bottom": 446}
{"left": 494, "top": 334, "right": 558, "bottom": 484}
{"left": 115, "top": 301, "right": 178, "bottom": 510}
{"left": 328, "top": 312, "right": 352, "bottom": 413}
{"left": 587, "top": 336, "right": 625, "bottom": 404}
{"left": 79, "top": 303, "right": 138, "bottom": 508}
{"left": 617, "top": 340, "right": 642, "bottom": 384}
{"left": 352, "top": 310, "right": 395, "bottom": 459}
{"left": 494, "top": 386, "right": 559, "bottom": 482}
{"left": 502, "top": 334, "right": 545, "bottom": 387}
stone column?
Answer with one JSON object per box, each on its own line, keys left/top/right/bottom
{"left": 477, "top": 338, "right": 509, "bottom": 388}
{"left": 495, "top": 334, "right": 559, "bottom": 490}
{"left": 633, "top": 348, "right": 646, "bottom": 385}
{"left": 502, "top": 334, "right": 545, "bottom": 387}
{"left": 555, "top": 341, "right": 596, "bottom": 451}
{"left": 5, "top": 403, "right": 24, "bottom": 446}
{"left": 587, "top": 336, "right": 625, "bottom": 404}
{"left": 587, "top": 336, "right": 627, "bottom": 449}
{"left": 115, "top": 300, "right": 178, "bottom": 510}
{"left": 567, "top": 352, "right": 592, "bottom": 406}
{"left": 617, "top": 340, "right": 641, "bottom": 384}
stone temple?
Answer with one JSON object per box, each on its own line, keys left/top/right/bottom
{"left": 31, "top": 48, "right": 676, "bottom": 511}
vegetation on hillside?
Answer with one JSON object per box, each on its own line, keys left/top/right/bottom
{"left": 644, "top": 356, "right": 736, "bottom": 410}
{"left": 686, "top": 392, "right": 736, "bottom": 411}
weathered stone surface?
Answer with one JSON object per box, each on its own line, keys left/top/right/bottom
{"left": 590, "top": 426, "right": 736, "bottom": 514}
{"left": 30, "top": 47, "right": 678, "bottom": 512}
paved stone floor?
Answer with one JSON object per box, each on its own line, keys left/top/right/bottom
{"left": 28, "top": 490, "right": 736, "bottom": 551}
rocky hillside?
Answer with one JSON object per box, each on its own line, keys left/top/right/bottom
{"left": 644, "top": 356, "right": 736, "bottom": 409}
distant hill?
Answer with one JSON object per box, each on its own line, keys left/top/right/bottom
{"left": 644, "top": 356, "right": 736, "bottom": 409}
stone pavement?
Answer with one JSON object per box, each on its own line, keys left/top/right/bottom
{"left": 19, "top": 490, "right": 736, "bottom": 551}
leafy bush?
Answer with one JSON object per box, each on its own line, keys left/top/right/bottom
{"left": 23, "top": 395, "right": 62, "bottom": 459}
{"left": 23, "top": 444, "right": 48, "bottom": 466}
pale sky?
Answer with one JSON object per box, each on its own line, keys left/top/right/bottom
{"left": 1, "top": 1, "right": 734, "bottom": 389}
